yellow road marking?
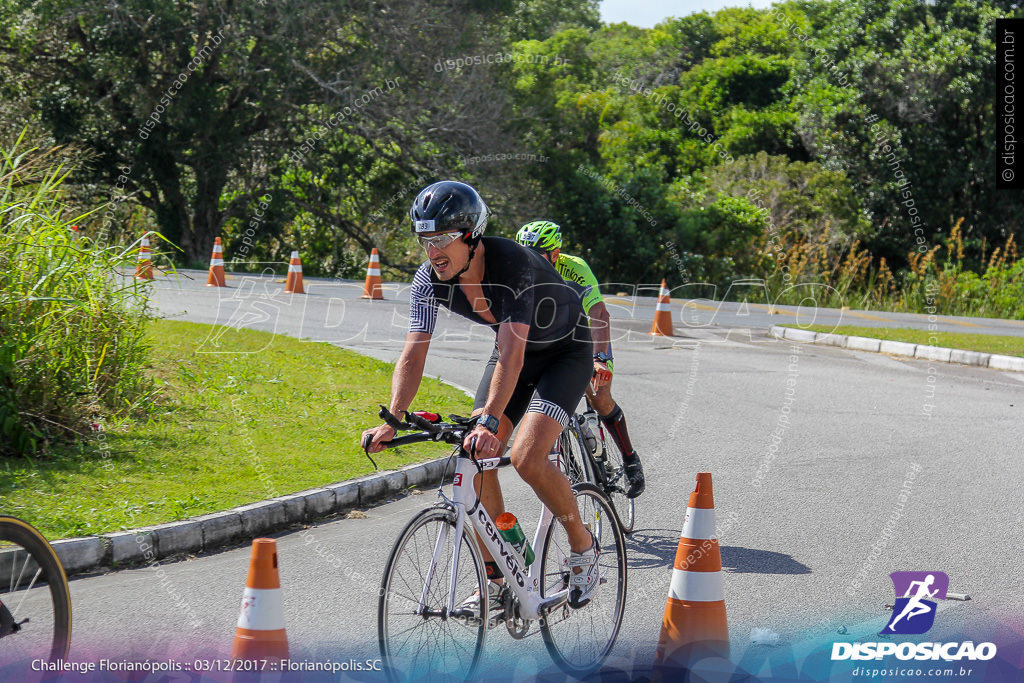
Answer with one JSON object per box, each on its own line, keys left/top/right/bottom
{"left": 846, "top": 311, "right": 893, "bottom": 322}
{"left": 678, "top": 301, "right": 718, "bottom": 311}
{"left": 937, "top": 317, "right": 981, "bottom": 328}
{"left": 752, "top": 304, "right": 796, "bottom": 316}
{"left": 605, "top": 297, "right": 636, "bottom": 306}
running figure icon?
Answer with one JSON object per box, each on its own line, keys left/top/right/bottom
{"left": 881, "top": 571, "right": 949, "bottom": 635}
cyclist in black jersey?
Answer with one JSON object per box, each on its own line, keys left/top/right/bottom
{"left": 516, "top": 221, "right": 646, "bottom": 498}
{"left": 362, "top": 181, "right": 601, "bottom": 611}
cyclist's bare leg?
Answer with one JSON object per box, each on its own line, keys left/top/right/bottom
{"left": 585, "top": 381, "right": 616, "bottom": 415}
{"left": 509, "top": 412, "right": 592, "bottom": 553}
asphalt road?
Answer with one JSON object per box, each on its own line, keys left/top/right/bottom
{"left": 52, "top": 270, "right": 1024, "bottom": 679}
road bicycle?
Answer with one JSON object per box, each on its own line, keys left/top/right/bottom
{"left": 367, "top": 407, "right": 626, "bottom": 681}
{"left": 557, "top": 401, "right": 635, "bottom": 535}
{"left": 0, "top": 516, "right": 72, "bottom": 667}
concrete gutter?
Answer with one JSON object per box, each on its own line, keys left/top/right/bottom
{"left": 769, "top": 325, "right": 1024, "bottom": 372}
{"left": 51, "top": 458, "right": 454, "bottom": 577}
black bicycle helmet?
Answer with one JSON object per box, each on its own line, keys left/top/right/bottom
{"left": 409, "top": 180, "right": 489, "bottom": 244}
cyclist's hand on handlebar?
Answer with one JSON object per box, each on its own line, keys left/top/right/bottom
{"left": 464, "top": 425, "right": 502, "bottom": 459}
{"left": 592, "top": 361, "right": 612, "bottom": 388}
{"left": 362, "top": 424, "right": 396, "bottom": 454}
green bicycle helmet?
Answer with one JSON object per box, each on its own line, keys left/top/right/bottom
{"left": 516, "top": 220, "right": 562, "bottom": 252}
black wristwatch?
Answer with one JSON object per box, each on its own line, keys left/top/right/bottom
{"left": 593, "top": 351, "right": 613, "bottom": 363}
{"left": 475, "top": 414, "right": 500, "bottom": 434}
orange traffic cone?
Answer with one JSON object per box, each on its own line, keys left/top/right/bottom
{"left": 135, "top": 235, "right": 154, "bottom": 280}
{"left": 231, "top": 538, "right": 289, "bottom": 662}
{"left": 205, "top": 237, "right": 226, "bottom": 287}
{"left": 284, "top": 250, "right": 305, "bottom": 294}
{"left": 70, "top": 225, "right": 81, "bottom": 242}
{"left": 654, "top": 472, "right": 729, "bottom": 670}
{"left": 649, "top": 278, "right": 674, "bottom": 336}
{"left": 361, "top": 248, "right": 384, "bottom": 299}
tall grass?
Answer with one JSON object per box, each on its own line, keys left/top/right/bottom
{"left": 0, "top": 134, "right": 155, "bottom": 457}
{"left": 758, "top": 220, "right": 1024, "bottom": 319}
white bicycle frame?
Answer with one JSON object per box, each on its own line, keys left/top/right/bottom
{"left": 422, "top": 451, "right": 570, "bottom": 622}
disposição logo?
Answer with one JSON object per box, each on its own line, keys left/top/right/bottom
{"left": 880, "top": 571, "right": 948, "bottom": 635}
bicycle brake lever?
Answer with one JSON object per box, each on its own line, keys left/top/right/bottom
{"left": 362, "top": 433, "right": 379, "bottom": 471}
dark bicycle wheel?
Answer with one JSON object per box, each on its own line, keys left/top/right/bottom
{"left": 0, "top": 516, "right": 72, "bottom": 668}
{"left": 557, "top": 423, "right": 589, "bottom": 487}
{"left": 596, "top": 425, "right": 635, "bottom": 534}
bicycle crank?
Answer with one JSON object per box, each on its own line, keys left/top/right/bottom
{"left": 503, "top": 592, "right": 530, "bottom": 639}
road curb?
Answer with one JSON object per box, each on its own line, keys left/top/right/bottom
{"left": 50, "top": 457, "right": 454, "bottom": 578}
{"left": 769, "top": 325, "right": 1023, "bottom": 372}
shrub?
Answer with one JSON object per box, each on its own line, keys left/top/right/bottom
{"left": 0, "top": 135, "right": 155, "bottom": 457}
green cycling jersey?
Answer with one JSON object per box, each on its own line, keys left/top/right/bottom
{"left": 554, "top": 253, "right": 603, "bottom": 316}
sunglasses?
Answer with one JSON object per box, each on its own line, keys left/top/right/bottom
{"left": 418, "top": 231, "right": 463, "bottom": 250}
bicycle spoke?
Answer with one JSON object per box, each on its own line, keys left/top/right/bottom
{"left": 379, "top": 510, "right": 484, "bottom": 681}
{"left": 539, "top": 486, "right": 625, "bottom": 675}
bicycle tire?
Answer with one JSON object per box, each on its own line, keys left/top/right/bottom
{"left": 597, "top": 424, "right": 635, "bottom": 534}
{"left": 538, "top": 483, "right": 626, "bottom": 675}
{"left": 378, "top": 506, "right": 486, "bottom": 682}
{"left": 560, "top": 423, "right": 612, "bottom": 539}
{"left": 0, "top": 516, "right": 72, "bottom": 666}
{"left": 557, "top": 424, "right": 588, "bottom": 488}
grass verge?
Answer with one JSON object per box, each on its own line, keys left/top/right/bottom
{"left": 1, "top": 320, "right": 472, "bottom": 539}
{"left": 781, "top": 325, "right": 1024, "bottom": 358}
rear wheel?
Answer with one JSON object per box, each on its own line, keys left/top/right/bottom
{"left": 538, "top": 484, "right": 626, "bottom": 675}
{"left": 597, "top": 426, "right": 635, "bottom": 534}
{"left": 0, "top": 517, "right": 72, "bottom": 669}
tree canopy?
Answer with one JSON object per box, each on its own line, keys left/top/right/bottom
{"left": 1, "top": 0, "right": 1019, "bottom": 287}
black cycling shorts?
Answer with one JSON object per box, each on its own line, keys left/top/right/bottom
{"left": 473, "top": 338, "right": 592, "bottom": 428}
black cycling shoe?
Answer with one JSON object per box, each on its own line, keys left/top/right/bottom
{"left": 624, "top": 458, "right": 645, "bottom": 499}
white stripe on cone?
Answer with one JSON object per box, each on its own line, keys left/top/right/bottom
{"left": 656, "top": 302, "right": 671, "bottom": 312}
{"left": 210, "top": 258, "right": 224, "bottom": 266}
{"left": 138, "top": 253, "right": 149, "bottom": 260}
{"left": 367, "top": 267, "right": 381, "bottom": 276}
{"left": 290, "top": 251, "right": 299, "bottom": 259}
{"left": 141, "top": 238, "right": 151, "bottom": 247}
{"left": 369, "top": 255, "right": 380, "bottom": 264}
{"left": 236, "top": 588, "right": 286, "bottom": 630}
{"left": 288, "top": 264, "right": 302, "bottom": 272}
{"left": 660, "top": 288, "right": 670, "bottom": 297}
{"left": 668, "top": 568, "right": 725, "bottom": 602}
{"left": 212, "top": 245, "right": 223, "bottom": 254}
{"left": 681, "top": 508, "right": 717, "bottom": 540}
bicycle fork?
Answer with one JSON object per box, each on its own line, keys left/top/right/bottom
{"left": 414, "top": 506, "right": 469, "bottom": 620}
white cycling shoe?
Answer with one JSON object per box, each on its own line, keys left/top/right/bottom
{"left": 568, "top": 531, "right": 600, "bottom": 609}
{"left": 459, "top": 580, "right": 504, "bottom": 613}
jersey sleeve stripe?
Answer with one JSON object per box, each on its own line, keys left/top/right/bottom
{"left": 408, "top": 265, "right": 438, "bottom": 334}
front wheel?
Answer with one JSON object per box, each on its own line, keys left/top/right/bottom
{"left": 539, "top": 484, "right": 626, "bottom": 675}
{"left": 378, "top": 507, "right": 486, "bottom": 682}
{"left": 0, "top": 517, "right": 72, "bottom": 669}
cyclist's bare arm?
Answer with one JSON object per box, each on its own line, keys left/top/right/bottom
{"left": 589, "top": 301, "right": 612, "bottom": 388}
{"left": 363, "top": 332, "right": 431, "bottom": 453}
{"left": 588, "top": 301, "right": 611, "bottom": 356}
{"left": 464, "top": 321, "right": 528, "bottom": 454}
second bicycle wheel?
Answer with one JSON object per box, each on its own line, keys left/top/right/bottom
{"left": 557, "top": 425, "right": 587, "bottom": 487}
{"left": 597, "top": 424, "right": 635, "bottom": 534}
{"left": 378, "top": 506, "right": 487, "bottom": 682}
{"left": 0, "top": 516, "right": 72, "bottom": 669}
{"left": 538, "top": 483, "right": 626, "bottom": 675}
